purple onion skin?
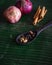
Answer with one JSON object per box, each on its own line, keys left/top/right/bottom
{"left": 16, "top": 0, "right": 33, "bottom": 14}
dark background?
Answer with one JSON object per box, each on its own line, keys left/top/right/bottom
{"left": 0, "top": 0, "right": 52, "bottom": 65}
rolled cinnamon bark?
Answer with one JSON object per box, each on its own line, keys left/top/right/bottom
{"left": 33, "top": 6, "right": 40, "bottom": 19}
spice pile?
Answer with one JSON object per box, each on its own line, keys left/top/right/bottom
{"left": 18, "top": 31, "right": 36, "bottom": 43}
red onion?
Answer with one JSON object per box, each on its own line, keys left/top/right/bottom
{"left": 16, "top": 0, "right": 33, "bottom": 14}
{"left": 3, "top": 6, "right": 22, "bottom": 23}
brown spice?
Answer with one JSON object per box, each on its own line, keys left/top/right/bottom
{"left": 33, "top": 6, "right": 47, "bottom": 25}
{"left": 33, "top": 6, "right": 40, "bottom": 19}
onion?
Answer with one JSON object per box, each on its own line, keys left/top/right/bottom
{"left": 16, "top": 0, "right": 33, "bottom": 14}
{"left": 4, "top": 6, "right": 22, "bottom": 23}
